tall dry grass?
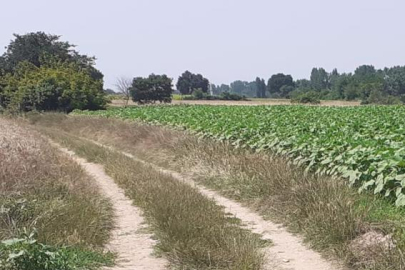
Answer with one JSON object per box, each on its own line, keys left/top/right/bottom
{"left": 29, "top": 114, "right": 405, "bottom": 269}
{"left": 0, "top": 118, "right": 113, "bottom": 247}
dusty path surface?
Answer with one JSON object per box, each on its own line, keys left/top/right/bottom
{"left": 54, "top": 144, "right": 167, "bottom": 270}
{"left": 89, "top": 139, "right": 344, "bottom": 270}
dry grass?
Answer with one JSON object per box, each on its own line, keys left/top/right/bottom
{"left": 29, "top": 114, "right": 405, "bottom": 270}
{"left": 0, "top": 118, "right": 113, "bottom": 248}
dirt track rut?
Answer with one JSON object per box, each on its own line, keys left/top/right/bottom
{"left": 55, "top": 144, "right": 167, "bottom": 270}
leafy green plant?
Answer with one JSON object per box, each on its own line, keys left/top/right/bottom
{"left": 0, "top": 231, "right": 113, "bottom": 270}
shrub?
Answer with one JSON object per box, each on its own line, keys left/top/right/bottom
{"left": 219, "top": 92, "right": 246, "bottom": 101}
{"left": 291, "top": 91, "right": 321, "bottom": 104}
{"left": 192, "top": 89, "right": 208, "bottom": 99}
{"left": 0, "top": 60, "right": 106, "bottom": 112}
{"left": 361, "top": 89, "right": 402, "bottom": 105}
{"left": 179, "top": 91, "right": 247, "bottom": 101}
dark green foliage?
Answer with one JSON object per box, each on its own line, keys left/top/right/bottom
{"left": 183, "top": 90, "right": 247, "bottom": 101}
{"left": 361, "top": 89, "right": 402, "bottom": 105}
{"left": 220, "top": 92, "right": 246, "bottom": 100}
{"left": 255, "top": 77, "right": 266, "bottom": 98}
{"left": 0, "top": 32, "right": 106, "bottom": 112}
{"left": 0, "top": 61, "right": 106, "bottom": 112}
{"left": 310, "top": 68, "right": 329, "bottom": 90}
{"left": 230, "top": 81, "right": 247, "bottom": 96}
{"left": 130, "top": 74, "right": 173, "bottom": 104}
{"left": 192, "top": 89, "right": 206, "bottom": 99}
{"left": 0, "top": 32, "right": 103, "bottom": 81}
{"left": 176, "top": 71, "right": 209, "bottom": 94}
{"left": 291, "top": 91, "right": 321, "bottom": 104}
{"left": 267, "top": 73, "right": 294, "bottom": 98}
{"left": 293, "top": 64, "right": 405, "bottom": 103}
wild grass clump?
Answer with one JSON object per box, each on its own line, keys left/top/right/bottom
{"left": 0, "top": 118, "right": 114, "bottom": 268}
{"left": 42, "top": 129, "right": 265, "bottom": 270}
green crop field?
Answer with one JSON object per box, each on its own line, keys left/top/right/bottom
{"left": 74, "top": 105, "right": 405, "bottom": 206}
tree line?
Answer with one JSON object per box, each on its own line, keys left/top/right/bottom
{"left": 2, "top": 32, "right": 405, "bottom": 112}
{"left": 208, "top": 66, "right": 405, "bottom": 104}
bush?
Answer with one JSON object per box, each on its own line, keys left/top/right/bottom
{"left": 219, "top": 92, "right": 246, "bottom": 101}
{"left": 0, "top": 60, "right": 106, "bottom": 112}
{"left": 192, "top": 89, "right": 207, "bottom": 99}
{"left": 291, "top": 91, "right": 321, "bottom": 104}
{"left": 177, "top": 91, "right": 247, "bottom": 101}
{"left": 361, "top": 89, "right": 402, "bottom": 105}
{"left": 130, "top": 74, "right": 173, "bottom": 104}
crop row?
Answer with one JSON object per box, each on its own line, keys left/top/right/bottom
{"left": 73, "top": 105, "right": 405, "bottom": 206}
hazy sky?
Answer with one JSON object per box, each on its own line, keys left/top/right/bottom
{"left": 0, "top": 0, "right": 404, "bottom": 89}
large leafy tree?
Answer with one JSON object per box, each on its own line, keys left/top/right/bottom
{"left": 310, "top": 68, "right": 329, "bottom": 90}
{"left": 176, "top": 71, "right": 209, "bottom": 94}
{"left": 0, "top": 32, "right": 103, "bottom": 80}
{"left": 255, "top": 77, "right": 266, "bottom": 98}
{"left": 0, "top": 60, "right": 106, "bottom": 112}
{"left": 230, "top": 80, "right": 247, "bottom": 95}
{"left": 130, "top": 74, "right": 173, "bottom": 104}
{"left": 267, "top": 73, "right": 294, "bottom": 97}
{"left": 384, "top": 66, "right": 405, "bottom": 96}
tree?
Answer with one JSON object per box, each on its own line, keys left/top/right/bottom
{"left": 280, "top": 85, "right": 295, "bottom": 98}
{"left": 115, "top": 77, "right": 132, "bottom": 107}
{"left": 267, "top": 73, "right": 294, "bottom": 98}
{"left": 354, "top": 65, "right": 376, "bottom": 79}
{"left": 255, "top": 77, "right": 266, "bottom": 98}
{"left": 310, "top": 68, "right": 329, "bottom": 90}
{"left": 261, "top": 79, "right": 266, "bottom": 98}
{"left": 384, "top": 66, "right": 405, "bottom": 96}
{"left": 130, "top": 74, "right": 173, "bottom": 104}
{"left": 295, "top": 79, "right": 312, "bottom": 90}
{"left": 210, "top": 84, "right": 217, "bottom": 95}
{"left": 176, "top": 71, "right": 209, "bottom": 94}
{"left": 230, "top": 80, "right": 248, "bottom": 95}
{"left": 0, "top": 32, "right": 103, "bottom": 80}
{"left": 0, "top": 60, "right": 106, "bottom": 112}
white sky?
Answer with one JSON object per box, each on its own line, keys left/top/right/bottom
{"left": 1, "top": 0, "right": 404, "bottom": 89}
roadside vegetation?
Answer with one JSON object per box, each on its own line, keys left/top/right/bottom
{"left": 33, "top": 124, "right": 266, "bottom": 270}
{"left": 0, "top": 118, "right": 114, "bottom": 269}
{"left": 30, "top": 113, "right": 405, "bottom": 270}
